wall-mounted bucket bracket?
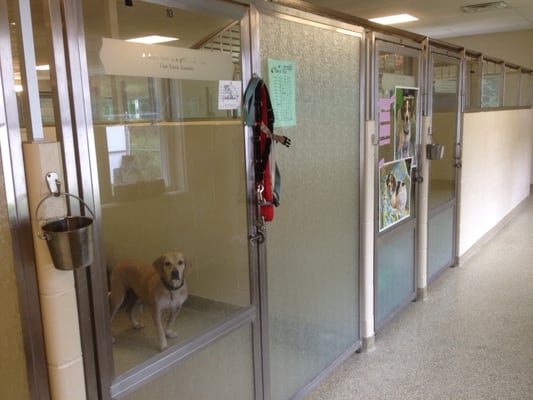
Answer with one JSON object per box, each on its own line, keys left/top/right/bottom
{"left": 46, "top": 172, "right": 61, "bottom": 196}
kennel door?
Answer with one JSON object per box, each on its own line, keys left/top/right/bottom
{"left": 75, "top": 0, "right": 259, "bottom": 398}
{"left": 427, "top": 51, "right": 462, "bottom": 280}
{"left": 374, "top": 39, "right": 423, "bottom": 330}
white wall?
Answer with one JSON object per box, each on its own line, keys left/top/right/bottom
{"left": 446, "top": 30, "right": 533, "bottom": 69}
{"left": 459, "top": 108, "right": 533, "bottom": 256}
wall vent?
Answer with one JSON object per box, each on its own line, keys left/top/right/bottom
{"left": 461, "top": 1, "right": 508, "bottom": 14}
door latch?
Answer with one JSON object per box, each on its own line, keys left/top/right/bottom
{"left": 249, "top": 231, "right": 265, "bottom": 244}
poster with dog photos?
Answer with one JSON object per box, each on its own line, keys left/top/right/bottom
{"left": 379, "top": 158, "right": 412, "bottom": 231}
{"left": 394, "top": 87, "right": 418, "bottom": 161}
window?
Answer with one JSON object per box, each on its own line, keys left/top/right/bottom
{"left": 519, "top": 72, "right": 533, "bottom": 106}
{"left": 98, "top": 124, "right": 187, "bottom": 203}
{"left": 504, "top": 66, "right": 520, "bottom": 107}
{"left": 481, "top": 60, "right": 503, "bottom": 108}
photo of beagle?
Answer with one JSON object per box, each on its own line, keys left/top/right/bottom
{"left": 109, "top": 251, "right": 190, "bottom": 351}
{"left": 391, "top": 180, "right": 408, "bottom": 212}
{"left": 397, "top": 95, "right": 414, "bottom": 159}
{"left": 386, "top": 173, "right": 408, "bottom": 212}
{"left": 380, "top": 159, "right": 412, "bottom": 231}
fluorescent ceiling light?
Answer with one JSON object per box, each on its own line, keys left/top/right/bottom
{"left": 369, "top": 14, "right": 419, "bottom": 25}
{"left": 36, "top": 64, "right": 50, "bottom": 71}
{"left": 126, "top": 35, "right": 179, "bottom": 45}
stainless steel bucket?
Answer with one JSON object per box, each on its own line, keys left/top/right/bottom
{"left": 426, "top": 143, "right": 445, "bottom": 160}
{"left": 41, "top": 216, "right": 94, "bottom": 270}
{"left": 36, "top": 192, "right": 95, "bottom": 271}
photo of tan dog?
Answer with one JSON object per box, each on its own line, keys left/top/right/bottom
{"left": 109, "top": 251, "right": 189, "bottom": 351}
{"left": 397, "top": 96, "right": 414, "bottom": 159}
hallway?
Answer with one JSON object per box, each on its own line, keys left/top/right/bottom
{"left": 306, "top": 197, "right": 533, "bottom": 400}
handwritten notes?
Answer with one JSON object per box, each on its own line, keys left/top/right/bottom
{"left": 267, "top": 59, "right": 296, "bottom": 127}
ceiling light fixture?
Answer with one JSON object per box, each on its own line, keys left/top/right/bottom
{"left": 369, "top": 13, "right": 419, "bottom": 25}
{"left": 461, "top": 1, "right": 508, "bottom": 13}
{"left": 126, "top": 35, "right": 179, "bottom": 45}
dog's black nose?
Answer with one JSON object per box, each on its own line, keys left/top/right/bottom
{"left": 171, "top": 270, "right": 180, "bottom": 280}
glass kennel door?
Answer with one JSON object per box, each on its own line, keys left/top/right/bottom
{"left": 427, "top": 51, "right": 461, "bottom": 281}
{"left": 79, "top": 0, "right": 257, "bottom": 398}
{"left": 374, "top": 39, "right": 422, "bottom": 330}
{"left": 258, "top": 12, "right": 362, "bottom": 400}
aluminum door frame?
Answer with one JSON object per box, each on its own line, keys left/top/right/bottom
{"left": 372, "top": 34, "right": 424, "bottom": 332}
{"left": 0, "top": 0, "right": 50, "bottom": 398}
{"left": 45, "top": 0, "right": 262, "bottom": 398}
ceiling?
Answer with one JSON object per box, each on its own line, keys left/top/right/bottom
{"left": 298, "top": 0, "right": 533, "bottom": 39}
{"left": 7, "top": 0, "right": 533, "bottom": 83}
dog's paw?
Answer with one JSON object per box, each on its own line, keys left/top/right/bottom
{"left": 165, "top": 329, "right": 178, "bottom": 338}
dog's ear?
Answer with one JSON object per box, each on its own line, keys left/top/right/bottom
{"left": 184, "top": 257, "right": 192, "bottom": 277}
{"left": 152, "top": 256, "right": 165, "bottom": 274}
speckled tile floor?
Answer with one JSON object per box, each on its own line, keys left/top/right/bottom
{"left": 306, "top": 197, "right": 533, "bottom": 400}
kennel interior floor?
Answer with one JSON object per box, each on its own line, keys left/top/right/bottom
{"left": 305, "top": 196, "right": 533, "bottom": 400}
{"left": 112, "top": 298, "right": 241, "bottom": 374}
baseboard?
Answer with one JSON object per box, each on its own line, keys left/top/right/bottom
{"left": 458, "top": 195, "right": 531, "bottom": 266}
{"left": 185, "top": 295, "right": 241, "bottom": 315}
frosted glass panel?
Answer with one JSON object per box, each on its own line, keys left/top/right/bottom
{"left": 121, "top": 324, "right": 254, "bottom": 400}
{"left": 259, "top": 15, "right": 361, "bottom": 400}
{"left": 428, "top": 206, "right": 455, "bottom": 280}
{"left": 376, "top": 229, "right": 415, "bottom": 327}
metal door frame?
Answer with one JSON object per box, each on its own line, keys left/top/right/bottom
{"left": 45, "top": 0, "right": 263, "bottom": 398}
{"left": 0, "top": 0, "right": 50, "bottom": 398}
{"left": 371, "top": 33, "right": 425, "bottom": 332}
